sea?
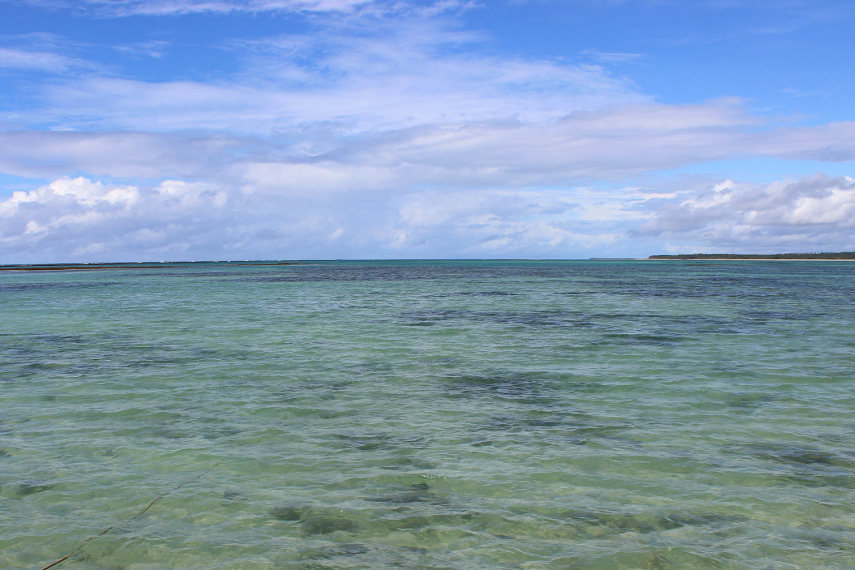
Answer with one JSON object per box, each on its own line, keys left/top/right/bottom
{"left": 1, "top": 260, "right": 853, "bottom": 569}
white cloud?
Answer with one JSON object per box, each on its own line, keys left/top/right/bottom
{"left": 0, "top": 177, "right": 231, "bottom": 262}
{"left": 0, "top": 177, "right": 138, "bottom": 215}
{"left": 0, "top": 47, "right": 77, "bottom": 72}
{"left": 0, "top": 131, "right": 246, "bottom": 179}
{"left": 27, "top": 24, "right": 640, "bottom": 135}
{"left": 0, "top": 174, "right": 631, "bottom": 261}
{"left": 114, "top": 40, "right": 172, "bottom": 59}
{"left": 3, "top": 171, "right": 853, "bottom": 262}
{"left": 754, "top": 122, "right": 855, "bottom": 162}
{"left": 21, "top": 0, "right": 457, "bottom": 17}
{"left": 580, "top": 49, "right": 646, "bottom": 64}
{"left": 16, "top": 84, "right": 855, "bottom": 198}
{"left": 385, "top": 188, "right": 626, "bottom": 256}
{"left": 10, "top": 1, "right": 853, "bottom": 191}
{"left": 0, "top": 33, "right": 96, "bottom": 75}
{"left": 640, "top": 174, "right": 855, "bottom": 251}
{"left": 239, "top": 161, "right": 395, "bottom": 195}
{"left": 157, "top": 179, "right": 228, "bottom": 207}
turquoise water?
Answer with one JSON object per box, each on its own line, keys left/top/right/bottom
{"left": 1, "top": 260, "right": 853, "bottom": 568}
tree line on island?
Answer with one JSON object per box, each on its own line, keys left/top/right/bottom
{"left": 649, "top": 252, "right": 855, "bottom": 260}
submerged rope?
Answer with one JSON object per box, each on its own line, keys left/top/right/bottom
{"left": 41, "top": 461, "right": 221, "bottom": 570}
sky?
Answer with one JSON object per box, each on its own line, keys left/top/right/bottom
{"left": 0, "top": 0, "right": 853, "bottom": 262}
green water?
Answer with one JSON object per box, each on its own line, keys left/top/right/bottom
{"left": 1, "top": 260, "right": 853, "bottom": 568}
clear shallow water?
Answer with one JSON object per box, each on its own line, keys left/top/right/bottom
{"left": 1, "top": 260, "right": 853, "bottom": 569}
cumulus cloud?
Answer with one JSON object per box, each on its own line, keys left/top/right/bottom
{"left": 3, "top": 171, "right": 853, "bottom": 262}
{"left": 0, "top": 177, "right": 231, "bottom": 262}
{"left": 640, "top": 174, "right": 855, "bottom": 251}
{"left": 388, "top": 188, "right": 625, "bottom": 256}
{"left": 0, "top": 173, "right": 631, "bottom": 261}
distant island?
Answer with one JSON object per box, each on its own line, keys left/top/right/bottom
{"left": 649, "top": 252, "right": 855, "bottom": 260}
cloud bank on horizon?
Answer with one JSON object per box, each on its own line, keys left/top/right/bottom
{"left": 0, "top": 0, "right": 853, "bottom": 261}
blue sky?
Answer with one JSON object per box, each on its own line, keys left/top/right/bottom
{"left": 1, "top": 0, "right": 853, "bottom": 262}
